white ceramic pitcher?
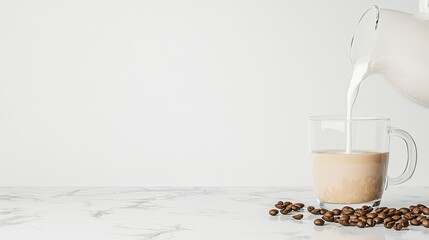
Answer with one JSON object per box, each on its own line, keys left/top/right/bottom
{"left": 351, "top": 0, "right": 429, "bottom": 107}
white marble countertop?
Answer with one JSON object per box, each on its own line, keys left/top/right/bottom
{"left": 0, "top": 187, "right": 428, "bottom": 239}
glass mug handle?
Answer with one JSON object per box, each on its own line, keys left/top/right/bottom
{"left": 386, "top": 127, "right": 417, "bottom": 188}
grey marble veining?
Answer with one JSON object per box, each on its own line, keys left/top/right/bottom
{"left": 0, "top": 187, "right": 428, "bottom": 239}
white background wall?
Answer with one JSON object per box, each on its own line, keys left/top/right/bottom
{"left": 0, "top": 0, "right": 428, "bottom": 186}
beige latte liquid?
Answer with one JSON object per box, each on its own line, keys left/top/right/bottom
{"left": 311, "top": 150, "right": 389, "bottom": 204}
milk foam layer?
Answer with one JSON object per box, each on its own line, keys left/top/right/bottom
{"left": 311, "top": 150, "right": 389, "bottom": 204}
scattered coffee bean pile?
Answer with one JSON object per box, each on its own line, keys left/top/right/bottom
{"left": 269, "top": 201, "right": 429, "bottom": 231}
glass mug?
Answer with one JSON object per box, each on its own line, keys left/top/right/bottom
{"left": 308, "top": 116, "right": 417, "bottom": 209}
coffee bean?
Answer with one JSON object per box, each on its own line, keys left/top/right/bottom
{"left": 324, "top": 211, "right": 334, "bottom": 218}
{"left": 340, "top": 215, "right": 350, "bottom": 221}
{"left": 311, "top": 209, "right": 321, "bottom": 215}
{"left": 332, "top": 209, "right": 341, "bottom": 215}
{"left": 291, "top": 204, "right": 301, "bottom": 211}
{"left": 399, "top": 207, "right": 410, "bottom": 214}
{"left": 349, "top": 221, "right": 358, "bottom": 226}
{"left": 283, "top": 201, "right": 292, "bottom": 207}
{"left": 375, "top": 208, "right": 384, "bottom": 214}
{"left": 294, "top": 203, "right": 304, "bottom": 208}
{"left": 378, "top": 213, "right": 387, "bottom": 219}
{"left": 342, "top": 206, "right": 352, "bottom": 211}
{"left": 411, "top": 219, "right": 421, "bottom": 226}
{"left": 394, "top": 222, "right": 403, "bottom": 231}
{"left": 307, "top": 206, "right": 315, "bottom": 212}
{"left": 398, "top": 218, "right": 409, "bottom": 227}
{"left": 314, "top": 218, "right": 325, "bottom": 226}
{"left": 354, "top": 210, "right": 365, "bottom": 217}
{"left": 423, "top": 219, "right": 429, "bottom": 228}
{"left": 275, "top": 201, "right": 284, "bottom": 209}
{"left": 413, "top": 208, "right": 422, "bottom": 214}
{"left": 320, "top": 209, "right": 327, "bottom": 215}
{"left": 417, "top": 204, "right": 427, "bottom": 209}
{"left": 384, "top": 221, "right": 395, "bottom": 229}
{"left": 280, "top": 208, "right": 292, "bottom": 215}
{"left": 285, "top": 204, "right": 293, "bottom": 211}
{"left": 322, "top": 216, "right": 333, "bottom": 222}
{"left": 374, "top": 217, "right": 383, "bottom": 224}
{"left": 349, "top": 218, "right": 359, "bottom": 224}
{"left": 342, "top": 209, "right": 354, "bottom": 215}
{"left": 357, "top": 221, "right": 366, "bottom": 228}
{"left": 367, "top": 213, "right": 378, "bottom": 219}
{"left": 394, "top": 210, "right": 403, "bottom": 216}
{"left": 392, "top": 215, "right": 402, "bottom": 221}
{"left": 269, "top": 209, "right": 279, "bottom": 216}
{"left": 367, "top": 218, "right": 375, "bottom": 227}
{"left": 342, "top": 207, "right": 354, "bottom": 215}
{"left": 292, "top": 214, "right": 303, "bottom": 220}
{"left": 423, "top": 208, "right": 429, "bottom": 215}
{"left": 384, "top": 217, "right": 393, "bottom": 224}
{"left": 404, "top": 213, "right": 416, "bottom": 220}
{"left": 420, "top": 217, "right": 427, "bottom": 223}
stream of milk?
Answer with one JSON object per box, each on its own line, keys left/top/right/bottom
{"left": 346, "top": 58, "right": 370, "bottom": 153}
